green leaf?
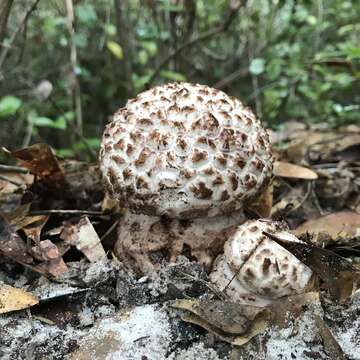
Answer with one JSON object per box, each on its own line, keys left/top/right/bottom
{"left": 58, "top": 111, "right": 75, "bottom": 123}
{"left": 106, "top": 41, "right": 123, "bottom": 59}
{"left": 306, "top": 15, "right": 317, "bottom": 25}
{"left": 104, "top": 24, "right": 116, "bottom": 36}
{"left": 160, "top": 70, "right": 186, "bottom": 82}
{"left": 29, "top": 116, "right": 67, "bottom": 130}
{"left": 140, "top": 41, "right": 158, "bottom": 56}
{"left": 132, "top": 74, "right": 151, "bottom": 91}
{"left": 73, "top": 138, "right": 100, "bottom": 152}
{"left": 74, "top": 33, "right": 88, "bottom": 48}
{"left": 76, "top": 4, "right": 97, "bottom": 24}
{"left": 138, "top": 50, "right": 149, "bottom": 65}
{"left": 30, "top": 116, "right": 53, "bottom": 127}
{"left": 56, "top": 148, "right": 75, "bottom": 158}
{"left": 0, "top": 96, "right": 22, "bottom": 117}
{"left": 249, "top": 58, "right": 265, "bottom": 75}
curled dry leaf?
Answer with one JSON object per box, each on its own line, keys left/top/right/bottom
{"left": 264, "top": 232, "right": 360, "bottom": 303}
{"left": 9, "top": 143, "right": 65, "bottom": 187}
{"left": 245, "top": 182, "right": 273, "bottom": 218}
{"left": 0, "top": 283, "right": 39, "bottom": 314}
{"left": 294, "top": 211, "right": 360, "bottom": 246}
{"left": 273, "top": 161, "right": 318, "bottom": 180}
{"left": 171, "top": 299, "right": 271, "bottom": 346}
{"left": 19, "top": 215, "right": 49, "bottom": 242}
{"left": 31, "top": 240, "right": 68, "bottom": 277}
{"left": 5, "top": 207, "right": 49, "bottom": 243}
{"left": 60, "top": 216, "right": 106, "bottom": 262}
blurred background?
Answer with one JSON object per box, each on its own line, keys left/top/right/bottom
{"left": 0, "top": 0, "right": 359, "bottom": 160}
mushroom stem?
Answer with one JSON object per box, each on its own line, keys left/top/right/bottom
{"left": 115, "top": 209, "right": 246, "bottom": 274}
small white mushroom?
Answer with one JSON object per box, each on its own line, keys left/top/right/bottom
{"left": 210, "top": 219, "right": 314, "bottom": 306}
{"left": 99, "top": 82, "right": 273, "bottom": 272}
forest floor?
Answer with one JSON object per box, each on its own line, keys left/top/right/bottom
{"left": 1, "top": 121, "right": 360, "bottom": 360}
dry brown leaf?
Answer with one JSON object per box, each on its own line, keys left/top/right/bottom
{"left": 0, "top": 214, "right": 33, "bottom": 264}
{"left": 10, "top": 143, "right": 65, "bottom": 187}
{"left": 273, "top": 161, "right": 318, "bottom": 180}
{"left": 6, "top": 213, "right": 49, "bottom": 242}
{"left": 171, "top": 299, "right": 271, "bottom": 346}
{"left": 314, "top": 315, "right": 347, "bottom": 360}
{"left": 285, "top": 131, "right": 327, "bottom": 163}
{"left": 20, "top": 216, "right": 49, "bottom": 242}
{"left": 245, "top": 182, "right": 273, "bottom": 218}
{"left": 3, "top": 203, "right": 31, "bottom": 225}
{"left": 0, "top": 172, "right": 34, "bottom": 194}
{"left": 269, "top": 292, "right": 320, "bottom": 328}
{"left": 0, "top": 283, "right": 38, "bottom": 314}
{"left": 294, "top": 211, "right": 360, "bottom": 245}
{"left": 60, "top": 216, "right": 106, "bottom": 262}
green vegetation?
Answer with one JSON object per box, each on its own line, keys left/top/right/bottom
{"left": 0, "top": 0, "right": 359, "bottom": 160}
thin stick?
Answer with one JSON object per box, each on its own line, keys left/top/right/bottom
{"left": 0, "top": 164, "right": 28, "bottom": 173}
{"left": 0, "top": 174, "right": 23, "bottom": 186}
{"left": 100, "top": 219, "right": 120, "bottom": 241}
{"left": 65, "top": 0, "right": 83, "bottom": 135}
{"left": 0, "top": 0, "right": 41, "bottom": 71}
{"left": 49, "top": 97, "right": 97, "bottom": 160}
{"left": 29, "top": 209, "right": 107, "bottom": 216}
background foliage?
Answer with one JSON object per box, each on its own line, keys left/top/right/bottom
{"left": 0, "top": 0, "right": 359, "bottom": 160}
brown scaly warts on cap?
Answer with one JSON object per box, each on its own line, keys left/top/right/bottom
{"left": 209, "top": 219, "right": 314, "bottom": 307}
{"left": 99, "top": 82, "right": 273, "bottom": 273}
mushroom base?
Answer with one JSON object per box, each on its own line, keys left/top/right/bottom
{"left": 114, "top": 209, "right": 246, "bottom": 274}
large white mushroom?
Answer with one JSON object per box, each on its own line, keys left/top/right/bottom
{"left": 99, "top": 82, "right": 273, "bottom": 272}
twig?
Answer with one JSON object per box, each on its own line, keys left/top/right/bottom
{"left": 0, "top": 174, "right": 23, "bottom": 186}
{"left": 65, "top": 0, "right": 83, "bottom": 135}
{"left": 100, "top": 219, "right": 120, "bottom": 241}
{"left": 29, "top": 209, "right": 108, "bottom": 216}
{"left": 0, "top": 0, "right": 41, "bottom": 71}
{"left": 223, "top": 232, "right": 266, "bottom": 293}
{"left": 247, "top": 32, "right": 262, "bottom": 117}
{"left": 49, "top": 97, "right": 97, "bottom": 160}
{"left": 0, "top": 164, "right": 28, "bottom": 173}
{"left": 286, "top": 181, "right": 312, "bottom": 215}
{"left": 147, "top": 1, "right": 241, "bottom": 86}
{"left": 177, "top": 270, "right": 227, "bottom": 300}
{"left": 22, "top": 117, "right": 33, "bottom": 148}
{"left": 0, "top": 0, "right": 14, "bottom": 45}
{"left": 213, "top": 67, "right": 248, "bottom": 89}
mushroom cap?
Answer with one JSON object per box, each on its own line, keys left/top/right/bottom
{"left": 100, "top": 82, "right": 273, "bottom": 219}
{"left": 210, "top": 219, "right": 313, "bottom": 306}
